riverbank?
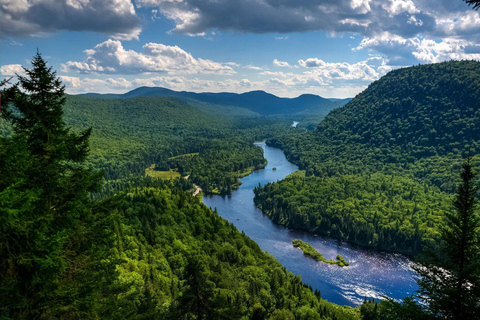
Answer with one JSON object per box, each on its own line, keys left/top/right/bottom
{"left": 203, "top": 142, "right": 418, "bottom": 306}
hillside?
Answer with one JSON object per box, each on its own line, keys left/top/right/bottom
{"left": 63, "top": 95, "right": 293, "bottom": 195}
{"left": 82, "top": 86, "right": 345, "bottom": 116}
{"left": 0, "top": 53, "right": 361, "bottom": 320}
{"left": 256, "top": 61, "right": 480, "bottom": 254}
{"left": 316, "top": 60, "right": 480, "bottom": 157}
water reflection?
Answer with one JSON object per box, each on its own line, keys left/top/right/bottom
{"left": 203, "top": 142, "right": 418, "bottom": 306}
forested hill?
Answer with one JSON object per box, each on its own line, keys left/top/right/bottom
{"left": 61, "top": 95, "right": 288, "bottom": 195}
{"left": 256, "top": 61, "right": 480, "bottom": 255}
{"left": 1, "top": 52, "right": 362, "bottom": 320}
{"left": 270, "top": 60, "right": 480, "bottom": 186}
{"left": 82, "top": 86, "right": 346, "bottom": 116}
{"left": 316, "top": 60, "right": 480, "bottom": 157}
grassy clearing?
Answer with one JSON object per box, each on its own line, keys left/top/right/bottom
{"left": 145, "top": 164, "right": 181, "bottom": 180}
{"left": 292, "top": 239, "right": 349, "bottom": 267}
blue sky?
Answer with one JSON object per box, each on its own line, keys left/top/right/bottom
{"left": 1, "top": 0, "right": 479, "bottom": 98}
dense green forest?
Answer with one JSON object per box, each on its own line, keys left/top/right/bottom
{"left": 255, "top": 61, "right": 480, "bottom": 255}
{"left": 255, "top": 171, "right": 450, "bottom": 254}
{"left": 2, "top": 92, "right": 312, "bottom": 196}
{"left": 62, "top": 95, "right": 286, "bottom": 195}
{"left": 0, "top": 53, "right": 362, "bottom": 319}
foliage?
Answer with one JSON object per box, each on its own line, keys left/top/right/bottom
{"left": 292, "top": 239, "right": 349, "bottom": 267}
{"left": 255, "top": 171, "right": 451, "bottom": 254}
{"left": 0, "top": 52, "right": 361, "bottom": 319}
{"left": 464, "top": 0, "right": 480, "bottom": 10}
{"left": 100, "top": 187, "right": 360, "bottom": 319}
{"left": 0, "top": 52, "right": 106, "bottom": 318}
{"left": 414, "top": 161, "right": 480, "bottom": 319}
{"left": 257, "top": 61, "right": 480, "bottom": 254}
{"left": 61, "top": 95, "right": 294, "bottom": 195}
{"left": 360, "top": 296, "right": 430, "bottom": 320}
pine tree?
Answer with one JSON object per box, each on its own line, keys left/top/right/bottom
{"left": 0, "top": 51, "right": 103, "bottom": 318}
{"left": 414, "top": 159, "right": 480, "bottom": 319}
{"left": 464, "top": 0, "right": 480, "bottom": 10}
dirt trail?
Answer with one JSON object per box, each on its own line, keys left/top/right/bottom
{"left": 184, "top": 175, "right": 202, "bottom": 196}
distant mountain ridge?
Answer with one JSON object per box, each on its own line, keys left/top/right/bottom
{"left": 81, "top": 86, "right": 350, "bottom": 116}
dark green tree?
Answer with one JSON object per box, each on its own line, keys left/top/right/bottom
{"left": 178, "top": 253, "right": 215, "bottom": 319}
{"left": 414, "top": 160, "right": 480, "bottom": 319}
{"left": 375, "top": 296, "right": 429, "bottom": 320}
{"left": 0, "top": 52, "right": 103, "bottom": 318}
{"left": 464, "top": 0, "right": 480, "bottom": 10}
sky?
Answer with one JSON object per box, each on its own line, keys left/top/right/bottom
{"left": 1, "top": 0, "right": 480, "bottom": 98}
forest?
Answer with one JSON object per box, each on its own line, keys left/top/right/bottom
{"left": 255, "top": 61, "right": 480, "bottom": 255}
{"left": 255, "top": 171, "right": 450, "bottom": 255}
{"left": 0, "top": 52, "right": 363, "bottom": 320}
{"left": 2, "top": 52, "right": 479, "bottom": 320}
{"left": 63, "top": 95, "right": 285, "bottom": 195}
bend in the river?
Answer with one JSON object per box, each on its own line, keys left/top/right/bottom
{"left": 203, "top": 141, "right": 418, "bottom": 306}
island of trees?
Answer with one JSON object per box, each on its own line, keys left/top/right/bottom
{"left": 292, "top": 239, "right": 349, "bottom": 267}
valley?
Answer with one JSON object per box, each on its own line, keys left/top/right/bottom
{"left": 2, "top": 55, "right": 479, "bottom": 320}
{"left": 203, "top": 143, "right": 417, "bottom": 306}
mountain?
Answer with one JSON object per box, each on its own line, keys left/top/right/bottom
{"left": 62, "top": 95, "right": 288, "bottom": 195}
{"left": 270, "top": 60, "right": 480, "bottom": 180}
{"left": 81, "top": 86, "right": 346, "bottom": 116}
{"left": 1, "top": 52, "right": 361, "bottom": 319}
{"left": 255, "top": 61, "right": 480, "bottom": 255}
{"left": 315, "top": 60, "right": 480, "bottom": 157}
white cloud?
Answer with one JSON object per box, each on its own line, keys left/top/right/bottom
{"left": 63, "top": 39, "right": 236, "bottom": 75}
{"left": 382, "top": 0, "right": 419, "bottom": 17}
{"left": 356, "top": 33, "right": 480, "bottom": 65}
{"left": 1, "top": 64, "right": 25, "bottom": 76}
{"left": 244, "top": 65, "right": 263, "bottom": 71}
{"left": 259, "top": 71, "right": 290, "bottom": 78}
{"left": 350, "top": 0, "right": 372, "bottom": 14}
{"left": 273, "top": 59, "right": 291, "bottom": 68}
{"left": 60, "top": 55, "right": 392, "bottom": 99}
{"left": 1, "top": 0, "right": 141, "bottom": 40}
{"left": 239, "top": 79, "right": 253, "bottom": 87}
{"left": 298, "top": 57, "right": 392, "bottom": 81}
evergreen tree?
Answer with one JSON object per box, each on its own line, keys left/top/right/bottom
{"left": 0, "top": 52, "right": 103, "bottom": 318}
{"left": 414, "top": 159, "right": 480, "bottom": 319}
{"left": 464, "top": 0, "right": 480, "bottom": 10}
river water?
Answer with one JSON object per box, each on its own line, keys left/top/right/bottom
{"left": 203, "top": 141, "right": 418, "bottom": 306}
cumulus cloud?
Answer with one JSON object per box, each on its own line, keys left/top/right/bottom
{"left": 62, "top": 55, "right": 388, "bottom": 97}
{"left": 298, "top": 57, "right": 392, "bottom": 83}
{"left": 356, "top": 33, "right": 480, "bottom": 65}
{"left": 273, "top": 59, "right": 291, "bottom": 67}
{"left": 135, "top": 0, "right": 480, "bottom": 66}
{"left": 1, "top": 0, "right": 141, "bottom": 39}
{"left": 63, "top": 39, "right": 236, "bottom": 75}
{"left": 1, "top": 64, "right": 25, "bottom": 76}
{"left": 135, "top": 0, "right": 472, "bottom": 39}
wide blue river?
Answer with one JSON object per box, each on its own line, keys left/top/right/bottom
{"left": 203, "top": 142, "right": 418, "bottom": 306}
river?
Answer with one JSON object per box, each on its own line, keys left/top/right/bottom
{"left": 203, "top": 141, "right": 418, "bottom": 306}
